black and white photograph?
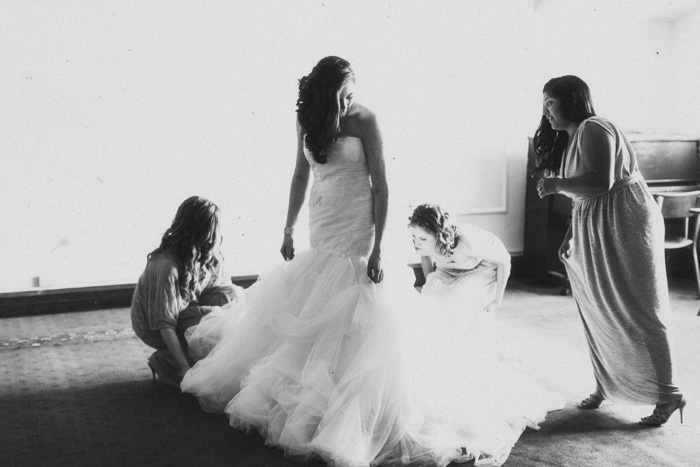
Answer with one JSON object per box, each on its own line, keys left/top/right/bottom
{"left": 1, "top": 1, "right": 698, "bottom": 466}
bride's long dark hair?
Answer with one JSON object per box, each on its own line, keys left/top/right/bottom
{"left": 533, "top": 75, "right": 596, "bottom": 174}
{"left": 296, "top": 56, "right": 355, "bottom": 164}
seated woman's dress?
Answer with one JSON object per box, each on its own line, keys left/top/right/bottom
{"left": 130, "top": 252, "right": 240, "bottom": 352}
{"left": 181, "top": 137, "right": 562, "bottom": 467}
{"left": 130, "top": 252, "right": 240, "bottom": 386}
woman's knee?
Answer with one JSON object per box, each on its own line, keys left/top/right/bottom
{"left": 177, "top": 305, "right": 204, "bottom": 336}
{"left": 199, "top": 285, "right": 238, "bottom": 306}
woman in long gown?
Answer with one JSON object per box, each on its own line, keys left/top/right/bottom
{"left": 181, "top": 56, "right": 561, "bottom": 466}
{"left": 535, "top": 75, "right": 686, "bottom": 426}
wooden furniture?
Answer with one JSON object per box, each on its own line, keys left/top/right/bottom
{"left": 523, "top": 134, "right": 700, "bottom": 294}
{"left": 653, "top": 191, "right": 700, "bottom": 297}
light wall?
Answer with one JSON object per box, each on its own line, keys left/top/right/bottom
{"left": 458, "top": 0, "right": 696, "bottom": 248}
{"left": 1, "top": 1, "right": 698, "bottom": 291}
{"left": 671, "top": 8, "right": 700, "bottom": 135}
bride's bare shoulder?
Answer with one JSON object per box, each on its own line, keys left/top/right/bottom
{"left": 343, "top": 104, "right": 379, "bottom": 136}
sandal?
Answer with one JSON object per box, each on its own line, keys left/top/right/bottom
{"left": 147, "top": 350, "right": 182, "bottom": 388}
{"left": 578, "top": 393, "right": 604, "bottom": 409}
{"left": 639, "top": 397, "right": 687, "bottom": 427}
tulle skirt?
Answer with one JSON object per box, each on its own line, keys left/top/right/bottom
{"left": 181, "top": 249, "right": 563, "bottom": 466}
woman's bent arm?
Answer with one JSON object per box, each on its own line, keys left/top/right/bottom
{"left": 543, "top": 123, "right": 615, "bottom": 198}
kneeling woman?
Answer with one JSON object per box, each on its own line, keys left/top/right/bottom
{"left": 130, "top": 196, "right": 240, "bottom": 387}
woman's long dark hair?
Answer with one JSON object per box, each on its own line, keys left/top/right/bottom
{"left": 296, "top": 56, "right": 355, "bottom": 164}
{"left": 409, "top": 204, "right": 459, "bottom": 257}
{"left": 148, "top": 196, "right": 221, "bottom": 301}
{"left": 533, "top": 75, "right": 596, "bottom": 174}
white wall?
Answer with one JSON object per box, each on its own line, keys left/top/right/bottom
{"left": 0, "top": 1, "right": 697, "bottom": 291}
{"left": 459, "top": 0, "right": 689, "bottom": 248}
{"left": 671, "top": 8, "right": 700, "bottom": 136}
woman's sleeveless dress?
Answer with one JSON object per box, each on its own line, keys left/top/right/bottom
{"left": 181, "top": 137, "right": 562, "bottom": 466}
{"left": 561, "top": 116, "right": 681, "bottom": 405}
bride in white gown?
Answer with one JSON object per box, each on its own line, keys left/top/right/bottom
{"left": 181, "top": 56, "right": 563, "bottom": 467}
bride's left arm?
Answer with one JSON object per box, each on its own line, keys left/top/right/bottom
{"left": 353, "top": 107, "right": 388, "bottom": 283}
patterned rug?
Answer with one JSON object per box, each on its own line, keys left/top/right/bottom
{"left": 0, "top": 327, "right": 136, "bottom": 350}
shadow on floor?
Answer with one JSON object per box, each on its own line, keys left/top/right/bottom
{"left": 1, "top": 276, "right": 698, "bottom": 467}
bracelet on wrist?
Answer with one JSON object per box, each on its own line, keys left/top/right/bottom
{"left": 284, "top": 226, "right": 294, "bottom": 236}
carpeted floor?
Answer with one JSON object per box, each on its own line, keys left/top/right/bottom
{"left": 1, "top": 276, "right": 698, "bottom": 467}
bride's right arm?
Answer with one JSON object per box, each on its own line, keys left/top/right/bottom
{"left": 281, "top": 122, "right": 311, "bottom": 261}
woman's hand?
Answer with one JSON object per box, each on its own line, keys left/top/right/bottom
{"left": 367, "top": 250, "right": 384, "bottom": 283}
{"left": 558, "top": 236, "right": 573, "bottom": 262}
{"left": 485, "top": 294, "right": 503, "bottom": 313}
{"left": 537, "top": 177, "right": 560, "bottom": 198}
{"left": 559, "top": 239, "right": 571, "bottom": 262}
{"left": 558, "top": 224, "right": 573, "bottom": 262}
{"left": 280, "top": 234, "right": 294, "bottom": 261}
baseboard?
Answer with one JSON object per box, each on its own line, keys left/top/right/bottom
{"left": 0, "top": 275, "right": 259, "bottom": 318}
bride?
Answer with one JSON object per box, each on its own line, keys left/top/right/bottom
{"left": 181, "top": 56, "right": 562, "bottom": 467}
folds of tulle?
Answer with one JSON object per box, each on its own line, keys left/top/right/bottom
{"left": 225, "top": 311, "right": 409, "bottom": 466}
{"left": 394, "top": 289, "right": 565, "bottom": 466}
{"left": 182, "top": 249, "right": 387, "bottom": 412}
{"left": 181, "top": 248, "right": 564, "bottom": 467}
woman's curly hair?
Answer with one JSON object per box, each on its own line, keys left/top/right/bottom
{"left": 296, "top": 56, "right": 355, "bottom": 164}
{"left": 409, "top": 204, "right": 459, "bottom": 257}
{"left": 533, "top": 75, "right": 596, "bottom": 175}
{"left": 148, "top": 196, "right": 222, "bottom": 302}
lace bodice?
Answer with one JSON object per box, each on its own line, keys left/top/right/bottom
{"left": 304, "top": 136, "right": 374, "bottom": 257}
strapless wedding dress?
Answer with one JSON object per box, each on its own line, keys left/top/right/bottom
{"left": 181, "top": 136, "right": 563, "bottom": 466}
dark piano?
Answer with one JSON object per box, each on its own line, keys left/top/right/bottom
{"left": 523, "top": 134, "right": 700, "bottom": 293}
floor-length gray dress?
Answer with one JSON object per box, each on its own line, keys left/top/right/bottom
{"left": 561, "top": 116, "right": 681, "bottom": 405}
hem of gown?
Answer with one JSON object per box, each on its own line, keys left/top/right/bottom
{"left": 228, "top": 413, "right": 516, "bottom": 467}
{"left": 183, "top": 243, "right": 561, "bottom": 467}
{"left": 597, "top": 389, "right": 684, "bottom": 407}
